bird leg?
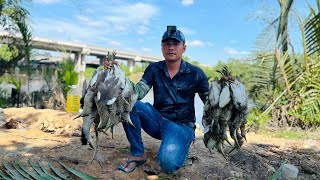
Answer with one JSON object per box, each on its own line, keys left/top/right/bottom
{"left": 229, "top": 128, "right": 245, "bottom": 154}
{"left": 236, "top": 129, "right": 245, "bottom": 147}
{"left": 232, "top": 129, "right": 240, "bottom": 149}
{"left": 221, "top": 125, "right": 232, "bottom": 146}
{"left": 240, "top": 123, "right": 247, "bottom": 142}
{"left": 90, "top": 129, "right": 105, "bottom": 168}
{"left": 81, "top": 115, "right": 95, "bottom": 149}
{"left": 216, "top": 142, "right": 226, "bottom": 159}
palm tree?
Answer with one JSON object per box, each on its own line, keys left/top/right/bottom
{"left": 250, "top": 0, "right": 320, "bottom": 127}
{"left": 277, "top": 0, "right": 294, "bottom": 54}
{"left": 250, "top": 0, "right": 295, "bottom": 104}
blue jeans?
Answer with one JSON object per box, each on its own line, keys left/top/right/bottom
{"left": 122, "top": 101, "right": 195, "bottom": 173}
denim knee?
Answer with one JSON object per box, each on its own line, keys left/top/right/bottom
{"left": 131, "top": 101, "right": 152, "bottom": 114}
{"left": 131, "top": 101, "right": 143, "bottom": 113}
{"left": 157, "top": 144, "right": 186, "bottom": 173}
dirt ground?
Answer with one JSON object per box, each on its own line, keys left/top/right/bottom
{"left": 0, "top": 107, "right": 319, "bottom": 180}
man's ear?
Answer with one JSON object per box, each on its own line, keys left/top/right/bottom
{"left": 183, "top": 44, "right": 186, "bottom": 53}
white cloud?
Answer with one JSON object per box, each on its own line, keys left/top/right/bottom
{"left": 224, "top": 47, "right": 251, "bottom": 55}
{"left": 34, "top": 0, "right": 61, "bottom": 4}
{"left": 187, "top": 40, "right": 214, "bottom": 47}
{"left": 181, "top": 0, "right": 194, "bottom": 6}
{"left": 32, "top": 18, "right": 105, "bottom": 44}
{"left": 32, "top": 2, "right": 159, "bottom": 43}
{"left": 137, "top": 25, "right": 149, "bottom": 35}
{"left": 205, "top": 42, "right": 215, "bottom": 47}
{"left": 102, "top": 2, "right": 159, "bottom": 34}
{"left": 76, "top": 15, "right": 104, "bottom": 27}
{"left": 229, "top": 40, "right": 239, "bottom": 44}
{"left": 29, "top": 1, "right": 160, "bottom": 55}
{"left": 57, "top": 2, "right": 159, "bottom": 36}
{"left": 83, "top": 8, "right": 95, "bottom": 14}
{"left": 138, "top": 38, "right": 144, "bottom": 43}
{"left": 141, "top": 47, "right": 152, "bottom": 52}
{"left": 109, "top": 41, "right": 121, "bottom": 46}
{"left": 124, "top": 47, "right": 135, "bottom": 52}
{"left": 187, "top": 40, "right": 205, "bottom": 47}
{"left": 186, "top": 40, "right": 214, "bottom": 47}
{"left": 179, "top": 27, "right": 196, "bottom": 35}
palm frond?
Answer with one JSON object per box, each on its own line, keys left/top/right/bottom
{"left": 305, "top": 12, "right": 320, "bottom": 56}
{"left": 261, "top": 72, "right": 304, "bottom": 117}
{"left": 290, "top": 55, "right": 320, "bottom": 125}
{"left": 248, "top": 52, "right": 276, "bottom": 106}
{"left": 0, "top": 160, "right": 97, "bottom": 180}
{"left": 253, "top": 22, "right": 277, "bottom": 52}
{"left": 276, "top": 49, "right": 291, "bottom": 94}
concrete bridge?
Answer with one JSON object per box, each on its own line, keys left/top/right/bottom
{"left": 0, "top": 32, "right": 163, "bottom": 72}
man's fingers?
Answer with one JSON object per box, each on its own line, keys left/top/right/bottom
{"left": 104, "top": 61, "right": 111, "bottom": 70}
{"left": 111, "top": 60, "right": 119, "bottom": 65}
{"left": 104, "top": 60, "right": 119, "bottom": 70}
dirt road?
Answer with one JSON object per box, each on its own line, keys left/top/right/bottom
{"left": 0, "top": 107, "right": 319, "bottom": 179}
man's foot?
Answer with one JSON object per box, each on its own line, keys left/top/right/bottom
{"left": 117, "top": 155, "right": 147, "bottom": 173}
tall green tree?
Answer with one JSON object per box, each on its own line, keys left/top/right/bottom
{"left": 0, "top": 0, "right": 32, "bottom": 76}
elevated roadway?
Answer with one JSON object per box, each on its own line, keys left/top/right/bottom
{"left": 0, "top": 32, "right": 163, "bottom": 72}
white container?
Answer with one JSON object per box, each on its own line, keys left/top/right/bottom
{"left": 281, "top": 164, "right": 298, "bottom": 180}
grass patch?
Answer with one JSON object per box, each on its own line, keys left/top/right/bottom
{"left": 157, "top": 173, "right": 180, "bottom": 180}
{"left": 85, "top": 67, "right": 96, "bottom": 80}
{"left": 116, "top": 147, "right": 131, "bottom": 153}
{"left": 258, "top": 129, "right": 320, "bottom": 140}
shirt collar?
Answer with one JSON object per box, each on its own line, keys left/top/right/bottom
{"left": 160, "top": 59, "right": 191, "bottom": 74}
{"left": 179, "top": 60, "right": 191, "bottom": 73}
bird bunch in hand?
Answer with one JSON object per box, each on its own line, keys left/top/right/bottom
{"left": 202, "top": 66, "right": 249, "bottom": 157}
{"left": 75, "top": 51, "right": 137, "bottom": 166}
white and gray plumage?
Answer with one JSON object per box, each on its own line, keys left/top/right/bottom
{"left": 208, "top": 80, "right": 221, "bottom": 107}
{"left": 219, "top": 82, "right": 231, "bottom": 108}
{"left": 230, "top": 77, "right": 247, "bottom": 111}
{"left": 75, "top": 52, "right": 137, "bottom": 166}
{"left": 202, "top": 66, "right": 249, "bottom": 157}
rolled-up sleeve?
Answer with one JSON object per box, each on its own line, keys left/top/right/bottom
{"left": 196, "top": 68, "right": 209, "bottom": 104}
{"left": 130, "top": 64, "right": 153, "bottom": 100}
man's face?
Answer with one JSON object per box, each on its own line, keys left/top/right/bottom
{"left": 161, "top": 39, "right": 186, "bottom": 62}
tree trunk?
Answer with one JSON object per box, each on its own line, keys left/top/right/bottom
{"left": 0, "top": 52, "right": 25, "bottom": 76}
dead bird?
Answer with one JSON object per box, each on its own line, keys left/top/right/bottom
{"left": 75, "top": 51, "right": 137, "bottom": 167}
{"left": 202, "top": 66, "right": 249, "bottom": 156}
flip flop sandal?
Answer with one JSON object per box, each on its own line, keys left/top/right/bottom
{"left": 117, "top": 158, "right": 147, "bottom": 173}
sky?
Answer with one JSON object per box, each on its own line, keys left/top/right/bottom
{"left": 24, "top": 0, "right": 314, "bottom": 66}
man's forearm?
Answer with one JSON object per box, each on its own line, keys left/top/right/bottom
{"left": 130, "top": 80, "right": 151, "bottom": 100}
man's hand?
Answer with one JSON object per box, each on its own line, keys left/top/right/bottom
{"left": 104, "top": 60, "right": 119, "bottom": 70}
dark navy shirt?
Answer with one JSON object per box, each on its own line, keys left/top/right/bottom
{"left": 140, "top": 60, "right": 209, "bottom": 123}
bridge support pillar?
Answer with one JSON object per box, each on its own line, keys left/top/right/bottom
{"left": 98, "top": 56, "right": 105, "bottom": 66}
{"left": 74, "top": 52, "right": 86, "bottom": 72}
{"left": 127, "top": 59, "right": 135, "bottom": 72}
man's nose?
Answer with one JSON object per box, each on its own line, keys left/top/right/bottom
{"left": 167, "top": 43, "right": 175, "bottom": 48}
